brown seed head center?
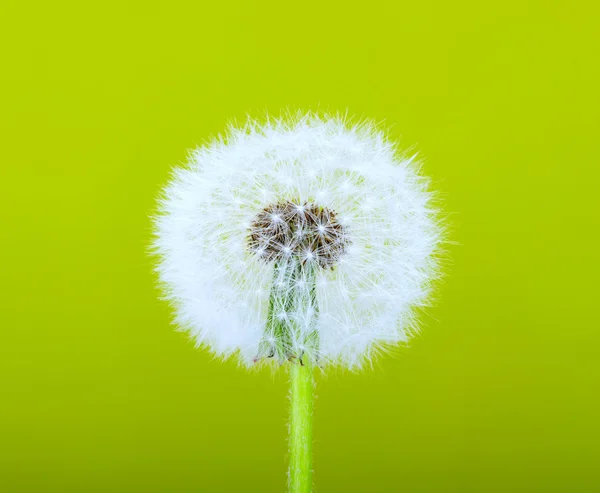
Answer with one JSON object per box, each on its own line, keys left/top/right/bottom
{"left": 248, "top": 201, "right": 349, "bottom": 268}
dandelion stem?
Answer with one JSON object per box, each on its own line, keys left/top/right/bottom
{"left": 289, "top": 362, "right": 314, "bottom": 493}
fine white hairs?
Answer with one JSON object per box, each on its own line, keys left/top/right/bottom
{"left": 152, "top": 112, "right": 443, "bottom": 369}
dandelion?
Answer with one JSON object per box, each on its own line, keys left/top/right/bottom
{"left": 151, "top": 112, "right": 443, "bottom": 493}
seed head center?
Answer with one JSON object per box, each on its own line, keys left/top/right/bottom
{"left": 248, "top": 201, "right": 349, "bottom": 268}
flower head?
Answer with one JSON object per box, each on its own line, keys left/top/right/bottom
{"left": 152, "top": 113, "right": 443, "bottom": 369}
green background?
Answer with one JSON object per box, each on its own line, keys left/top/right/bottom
{"left": 2, "top": 1, "right": 599, "bottom": 492}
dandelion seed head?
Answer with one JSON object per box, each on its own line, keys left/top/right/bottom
{"left": 152, "top": 112, "right": 444, "bottom": 369}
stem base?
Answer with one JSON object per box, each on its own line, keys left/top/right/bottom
{"left": 289, "top": 363, "right": 314, "bottom": 493}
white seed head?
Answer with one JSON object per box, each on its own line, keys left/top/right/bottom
{"left": 152, "top": 112, "right": 443, "bottom": 369}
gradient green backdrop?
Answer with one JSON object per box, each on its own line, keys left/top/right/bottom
{"left": 2, "top": 1, "right": 599, "bottom": 492}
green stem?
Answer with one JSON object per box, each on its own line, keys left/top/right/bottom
{"left": 289, "top": 363, "right": 314, "bottom": 493}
